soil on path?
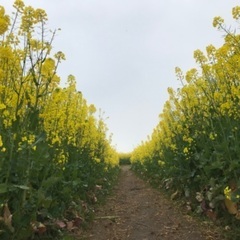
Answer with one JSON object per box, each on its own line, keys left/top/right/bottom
{"left": 78, "top": 165, "right": 223, "bottom": 240}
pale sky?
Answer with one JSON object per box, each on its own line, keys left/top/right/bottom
{"left": 1, "top": 0, "right": 239, "bottom": 152}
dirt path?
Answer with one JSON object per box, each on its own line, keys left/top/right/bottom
{"left": 78, "top": 166, "right": 222, "bottom": 240}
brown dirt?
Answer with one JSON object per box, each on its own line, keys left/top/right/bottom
{"left": 77, "top": 165, "right": 223, "bottom": 240}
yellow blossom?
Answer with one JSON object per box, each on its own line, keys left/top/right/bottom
{"left": 212, "top": 16, "right": 224, "bottom": 28}
{"left": 183, "top": 147, "right": 189, "bottom": 154}
{"left": 1, "top": 147, "right": 6, "bottom": 152}
{"left": 224, "top": 186, "right": 231, "bottom": 200}
{"left": 209, "top": 132, "right": 217, "bottom": 140}
{"left": 0, "top": 6, "right": 10, "bottom": 35}
{"left": 0, "top": 103, "right": 6, "bottom": 110}
{"left": 158, "top": 160, "right": 165, "bottom": 167}
{"left": 232, "top": 6, "right": 240, "bottom": 20}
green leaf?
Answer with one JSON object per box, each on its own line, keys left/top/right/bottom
{"left": 13, "top": 185, "right": 30, "bottom": 190}
{"left": 0, "top": 183, "right": 8, "bottom": 194}
{"left": 41, "top": 177, "right": 61, "bottom": 189}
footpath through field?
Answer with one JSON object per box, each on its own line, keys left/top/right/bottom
{"left": 79, "top": 165, "right": 222, "bottom": 240}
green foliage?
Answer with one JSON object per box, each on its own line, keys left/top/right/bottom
{"left": 118, "top": 152, "right": 131, "bottom": 165}
{"left": 0, "top": 1, "right": 119, "bottom": 239}
{"left": 131, "top": 5, "right": 240, "bottom": 237}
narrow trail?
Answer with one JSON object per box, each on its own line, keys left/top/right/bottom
{"left": 79, "top": 166, "right": 222, "bottom": 240}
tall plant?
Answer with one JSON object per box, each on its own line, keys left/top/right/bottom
{"left": 131, "top": 5, "right": 240, "bottom": 225}
{"left": 0, "top": 1, "right": 119, "bottom": 239}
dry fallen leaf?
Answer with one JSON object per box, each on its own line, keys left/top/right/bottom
{"left": 3, "top": 204, "right": 14, "bottom": 232}
{"left": 224, "top": 198, "right": 238, "bottom": 215}
{"left": 195, "top": 192, "right": 204, "bottom": 202}
{"left": 37, "top": 223, "right": 47, "bottom": 234}
{"left": 73, "top": 217, "right": 83, "bottom": 227}
{"left": 31, "top": 221, "right": 46, "bottom": 234}
{"left": 56, "top": 220, "right": 66, "bottom": 228}
{"left": 170, "top": 190, "right": 178, "bottom": 200}
{"left": 95, "top": 185, "right": 102, "bottom": 190}
{"left": 66, "top": 221, "right": 74, "bottom": 231}
{"left": 200, "top": 200, "right": 207, "bottom": 212}
{"left": 205, "top": 210, "right": 217, "bottom": 221}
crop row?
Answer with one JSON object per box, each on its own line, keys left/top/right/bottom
{"left": 131, "top": 6, "right": 240, "bottom": 238}
{"left": 0, "top": 1, "right": 119, "bottom": 239}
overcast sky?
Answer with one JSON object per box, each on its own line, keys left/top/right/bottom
{"left": 2, "top": 0, "right": 240, "bottom": 152}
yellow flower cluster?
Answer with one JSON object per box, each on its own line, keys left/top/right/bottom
{"left": 0, "top": 6, "right": 9, "bottom": 35}
{"left": 41, "top": 76, "right": 118, "bottom": 166}
{"left": 224, "top": 186, "right": 232, "bottom": 200}
{"left": 209, "top": 132, "right": 217, "bottom": 141}
{"left": 0, "top": 3, "right": 120, "bottom": 238}
{"left": 0, "top": 135, "right": 6, "bottom": 152}
{"left": 212, "top": 16, "right": 224, "bottom": 29}
{"left": 232, "top": 6, "right": 240, "bottom": 20}
{"left": 0, "top": 0, "right": 119, "bottom": 181}
{"left": 18, "top": 134, "right": 36, "bottom": 151}
{"left": 131, "top": 6, "right": 240, "bottom": 206}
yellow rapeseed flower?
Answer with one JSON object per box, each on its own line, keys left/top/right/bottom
{"left": 232, "top": 6, "right": 240, "bottom": 20}
{"left": 1, "top": 147, "right": 6, "bottom": 152}
{"left": 21, "top": 136, "right": 27, "bottom": 142}
{"left": 0, "top": 103, "right": 6, "bottom": 110}
{"left": 158, "top": 160, "right": 165, "bottom": 167}
{"left": 183, "top": 147, "right": 189, "bottom": 154}
{"left": 0, "top": 7, "right": 10, "bottom": 35}
{"left": 209, "top": 132, "right": 217, "bottom": 140}
{"left": 224, "top": 186, "right": 231, "bottom": 200}
{"left": 212, "top": 16, "right": 224, "bottom": 28}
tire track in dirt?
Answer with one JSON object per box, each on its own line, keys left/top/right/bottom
{"left": 78, "top": 165, "right": 222, "bottom": 240}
